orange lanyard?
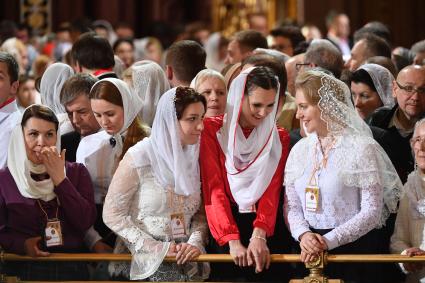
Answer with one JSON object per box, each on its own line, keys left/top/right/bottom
{"left": 37, "top": 198, "right": 60, "bottom": 221}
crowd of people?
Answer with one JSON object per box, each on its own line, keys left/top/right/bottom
{"left": 0, "top": 11, "right": 425, "bottom": 283}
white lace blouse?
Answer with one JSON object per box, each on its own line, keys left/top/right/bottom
{"left": 103, "top": 153, "right": 209, "bottom": 281}
{"left": 284, "top": 134, "right": 386, "bottom": 250}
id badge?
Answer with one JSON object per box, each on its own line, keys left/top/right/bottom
{"left": 239, "top": 205, "right": 256, "bottom": 214}
{"left": 305, "top": 186, "right": 320, "bottom": 212}
{"left": 170, "top": 213, "right": 186, "bottom": 240}
{"left": 45, "top": 219, "right": 63, "bottom": 247}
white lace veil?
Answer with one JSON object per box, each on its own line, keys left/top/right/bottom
{"left": 285, "top": 70, "right": 403, "bottom": 226}
{"left": 128, "top": 87, "right": 200, "bottom": 196}
{"left": 357, "top": 63, "right": 395, "bottom": 108}
{"left": 40, "top": 62, "right": 74, "bottom": 114}
{"left": 131, "top": 60, "right": 170, "bottom": 126}
{"left": 217, "top": 67, "right": 282, "bottom": 211}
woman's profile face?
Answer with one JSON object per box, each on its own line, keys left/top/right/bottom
{"left": 197, "top": 77, "right": 227, "bottom": 117}
{"left": 23, "top": 117, "right": 57, "bottom": 164}
{"left": 412, "top": 123, "right": 425, "bottom": 172}
{"left": 178, "top": 102, "right": 205, "bottom": 146}
{"left": 295, "top": 89, "right": 327, "bottom": 136}
{"left": 239, "top": 86, "right": 276, "bottom": 129}
{"left": 351, "top": 82, "right": 383, "bottom": 120}
{"left": 91, "top": 99, "right": 124, "bottom": 135}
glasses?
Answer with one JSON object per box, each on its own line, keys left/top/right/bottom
{"left": 410, "top": 135, "right": 425, "bottom": 147}
{"left": 396, "top": 81, "right": 425, "bottom": 96}
{"left": 295, "top": 62, "right": 311, "bottom": 71}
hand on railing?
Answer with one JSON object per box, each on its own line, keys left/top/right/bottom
{"left": 299, "top": 232, "right": 328, "bottom": 263}
{"left": 403, "top": 247, "right": 425, "bottom": 272}
{"left": 175, "top": 243, "right": 201, "bottom": 265}
{"left": 229, "top": 239, "right": 248, "bottom": 266}
{"left": 247, "top": 235, "right": 270, "bottom": 273}
{"left": 24, "top": 236, "right": 50, "bottom": 257}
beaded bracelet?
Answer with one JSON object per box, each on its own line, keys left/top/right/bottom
{"left": 250, "top": 235, "right": 267, "bottom": 242}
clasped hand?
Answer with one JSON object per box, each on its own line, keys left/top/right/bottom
{"left": 167, "top": 242, "right": 201, "bottom": 265}
{"left": 299, "top": 232, "right": 328, "bottom": 263}
{"left": 229, "top": 238, "right": 270, "bottom": 273}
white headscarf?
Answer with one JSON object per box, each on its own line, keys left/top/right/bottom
{"left": 128, "top": 87, "right": 200, "bottom": 196}
{"left": 205, "top": 32, "right": 226, "bottom": 72}
{"left": 90, "top": 78, "right": 143, "bottom": 157}
{"left": 357, "top": 63, "right": 395, "bottom": 108}
{"left": 217, "top": 67, "right": 282, "bottom": 211}
{"left": 40, "top": 62, "right": 74, "bottom": 114}
{"left": 7, "top": 105, "right": 62, "bottom": 202}
{"left": 131, "top": 60, "right": 170, "bottom": 126}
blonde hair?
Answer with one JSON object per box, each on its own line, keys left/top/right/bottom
{"left": 192, "top": 69, "right": 226, "bottom": 91}
{"left": 294, "top": 71, "right": 322, "bottom": 104}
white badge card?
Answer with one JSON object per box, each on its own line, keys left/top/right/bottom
{"left": 305, "top": 186, "right": 320, "bottom": 212}
{"left": 170, "top": 213, "right": 186, "bottom": 240}
{"left": 45, "top": 220, "right": 63, "bottom": 247}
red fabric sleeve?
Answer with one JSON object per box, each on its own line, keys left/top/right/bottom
{"left": 200, "top": 117, "right": 240, "bottom": 246}
{"left": 253, "top": 128, "right": 290, "bottom": 236}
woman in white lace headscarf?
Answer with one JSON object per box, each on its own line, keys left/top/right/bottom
{"left": 39, "top": 62, "right": 74, "bottom": 134}
{"left": 391, "top": 118, "right": 425, "bottom": 283}
{"left": 190, "top": 69, "right": 227, "bottom": 117}
{"left": 129, "top": 60, "right": 170, "bottom": 126}
{"left": 103, "top": 86, "right": 210, "bottom": 281}
{"left": 351, "top": 63, "right": 395, "bottom": 119}
{"left": 285, "top": 70, "right": 403, "bottom": 282}
{"left": 76, "top": 78, "right": 149, "bottom": 248}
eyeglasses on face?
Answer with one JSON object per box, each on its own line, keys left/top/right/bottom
{"left": 396, "top": 81, "right": 425, "bottom": 96}
{"left": 295, "top": 62, "right": 311, "bottom": 71}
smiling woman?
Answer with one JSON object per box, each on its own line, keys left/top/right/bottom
{"left": 199, "top": 66, "right": 291, "bottom": 281}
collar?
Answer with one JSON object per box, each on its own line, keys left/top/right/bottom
{"left": 93, "top": 68, "right": 113, "bottom": 77}
{"left": 0, "top": 97, "right": 15, "bottom": 109}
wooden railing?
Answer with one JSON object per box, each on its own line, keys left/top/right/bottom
{"left": 2, "top": 252, "right": 425, "bottom": 283}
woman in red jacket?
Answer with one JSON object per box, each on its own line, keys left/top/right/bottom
{"left": 200, "top": 66, "right": 290, "bottom": 280}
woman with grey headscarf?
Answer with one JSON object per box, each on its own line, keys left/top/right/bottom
{"left": 39, "top": 62, "right": 74, "bottom": 134}
{"left": 350, "top": 63, "right": 395, "bottom": 119}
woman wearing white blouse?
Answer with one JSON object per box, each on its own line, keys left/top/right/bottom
{"left": 103, "top": 87, "right": 210, "bottom": 281}
{"left": 391, "top": 118, "right": 425, "bottom": 282}
{"left": 284, "top": 70, "right": 402, "bottom": 282}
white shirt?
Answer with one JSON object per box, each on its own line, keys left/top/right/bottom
{"left": 285, "top": 134, "right": 383, "bottom": 250}
{"left": 0, "top": 100, "right": 20, "bottom": 169}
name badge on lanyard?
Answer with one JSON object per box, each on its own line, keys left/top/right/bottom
{"left": 170, "top": 213, "right": 186, "bottom": 240}
{"left": 305, "top": 185, "right": 320, "bottom": 212}
{"left": 45, "top": 219, "right": 63, "bottom": 247}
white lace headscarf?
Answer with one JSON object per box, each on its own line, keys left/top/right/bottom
{"left": 285, "top": 70, "right": 403, "bottom": 226}
{"left": 7, "top": 105, "right": 62, "bottom": 202}
{"left": 357, "top": 63, "right": 395, "bottom": 108}
{"left": 40, "top": 62, "right": 74, "bottom": 114}
{"left": 205, "top": 32, "right": 226, "bottom": 72}
{"left": 130, "top": 60, "right": 170, "bottom": 126}
{"left": 91, "top": 78, "right": 143, "bottom": 158}
{"left": 128, "top": 87, "right": 201, "bottom": 196}
{"left": 217, "top": 67, "right": 282, "bottom": 211}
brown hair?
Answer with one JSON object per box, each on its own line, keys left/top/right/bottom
{"left": 295, "top": 71, "right": 322, "bottom": 105}
{"left": 90, "top": 81, "right": 148, "bottom": 160}
{"left": 22, "top": 104, "right": 59, "bottom": 131}
{"left": 174, "top": 86, "right": 206, "bottom": 120}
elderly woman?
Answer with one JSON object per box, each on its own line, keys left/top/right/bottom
{"left": 285, "top": 70, "right": 402, "bottom": 282}
{"left": 391, "top": 118, "right": 425, "bottom": 282}
{"left": 191, "top": 69, "right": 227, "bottom": 118}
{"left": 0, "top": 104, "right": 96, "bottom": 280}
{"left": 350, "top": 63, "right": 395, "bottom": 119}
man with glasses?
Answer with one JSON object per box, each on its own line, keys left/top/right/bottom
{"left": 367, "top": 65, "right": 425, "bottom": 183}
